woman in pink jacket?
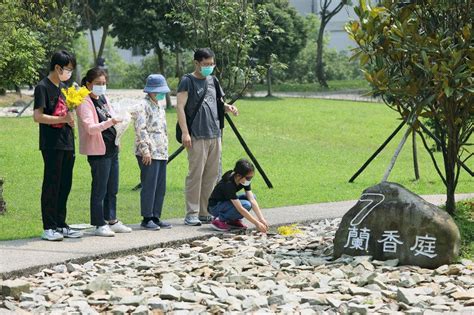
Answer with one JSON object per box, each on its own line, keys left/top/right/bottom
{"left": 76, "top": 68, "right": 131, "bottom": 237}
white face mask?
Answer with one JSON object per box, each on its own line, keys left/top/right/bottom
{"left": 58, "top": 68, "right": 72, "bottom": 82}
{"left": 92, "top": 85, "right": 106, "bottom": 96}
{"left": 242, "top": 180, "right": 251, "bottom": 187}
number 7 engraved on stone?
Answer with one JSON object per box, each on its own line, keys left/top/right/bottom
{"left": 350, "top": 193, "right": 385, "bottom": 226}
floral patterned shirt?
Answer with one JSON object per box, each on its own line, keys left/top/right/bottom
{"left": 132, "top": 96, "right": 168, "bottom": 160}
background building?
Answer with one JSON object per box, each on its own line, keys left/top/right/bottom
{"left": 289, "top": 0, "right": 356, "bottom": 51}
{"left": 84, "top": 1, "right": 357, "bottom": 66}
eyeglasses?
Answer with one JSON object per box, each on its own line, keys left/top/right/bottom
{"left": 62, "top": 67, "right": 73, "bottom": 73}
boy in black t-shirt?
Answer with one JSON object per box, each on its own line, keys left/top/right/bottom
{"left": 33, "top": 50, "right": 82, "bottom": 241}
{"left": 208, "top": 159, "right": 268, "bottom": 232}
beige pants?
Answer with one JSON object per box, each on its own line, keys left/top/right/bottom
{"left": 185, "top": 137, "right": 222, "bottom": 217}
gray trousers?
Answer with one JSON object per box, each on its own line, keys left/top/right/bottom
{"left": 185, "top": 137, "right": 221, "bottom": 217}
{"left": 137, "top": 157, "right": 166, "bottom": 219}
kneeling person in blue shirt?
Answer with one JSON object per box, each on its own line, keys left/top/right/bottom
{"left": 208, "top": 159, "right": 268, "bottom": 233}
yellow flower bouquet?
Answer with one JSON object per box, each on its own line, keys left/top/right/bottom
{"left": 277, "top": 224, "right": 302, "bottom": 236}
{"left": 61, "top": 86, "right": 90, "bottom": 111}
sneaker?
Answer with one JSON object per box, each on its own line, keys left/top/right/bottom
{"left": 109, "top": 221, "right": 132, "bottom": 233}
{"left": 198, "top": 215, "right": 213, "bottom": 224}
{"left": 152, "top": 218, "right": 172, "bottom": 229}
{"left": 57, "top": 227, "right": 83, "bottom": 238}
{"left": 41, "top": 229, "right": 64, "bottom": 241}
{"left": 141, "top": 219, "right": 160, "bottom": 230}
{"left": 94, "top": 225, "right": 115, "bottom": 237}
{"left": 184, "top": 215, "right": 202, "bottom": 226}
{"left": 227, "top": 219, "right": 248, "bottom": 230}
{"left": 211, "top": 218, "right": 230, "bottom": 232}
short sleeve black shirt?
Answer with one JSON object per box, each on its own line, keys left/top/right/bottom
{"left": 88, "top": 96, "right": 117, "bottom": 159}
{"left": 208, "top": 173, "right": 252, "bottom": 207}
{"left": 33, "top": 77, "right": 74, "bottom": 151}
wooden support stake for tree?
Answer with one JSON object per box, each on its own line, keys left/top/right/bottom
{"left": 16, "top": 99, "right": 34, "bottom": 117}
{"left": 382, "top": 126, "right": 413, "bottom": 182}
{"left": 419, "top": 122, "right": 473, "bottom": 177}
{"left": 416, "top": 130, "right": 447, "bottom": 186}
{"left": 224, "top": 113, "right": 273, "bottom": 188}
{"left": 137, "top": 84, "right": 273, "bottom": 190}
{"left": 167, "top": 146, "right": 185, "bottom": 164}
{"left": 0, "top": 177, "right": 6, "bottom": 215}
{"left": 412, "top": 131, "right": 420, "bottom": 180}
{"left": 348, "top": 120, "right": 405, "bottom": 183}
{"left": 382, "top": 110, "right": 421, "bottom": 182}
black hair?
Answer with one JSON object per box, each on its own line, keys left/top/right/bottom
{"left": 81, "top": 68, "right": 108, "bottom": 86}
{"left": 222, "top": 159, "right": 255, "bottom": 182}
{"left": 49, "top": 50, "right": 76, "bottom": 71}
{"left": 194, "top": 48, "right": 215, "bottom": 62}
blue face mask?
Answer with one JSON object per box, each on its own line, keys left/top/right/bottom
{"left": 200, "top": 66, "right": 214, "bottom": 77}
{"left": 157, "top": 93, "right": 166, "bottom": 100}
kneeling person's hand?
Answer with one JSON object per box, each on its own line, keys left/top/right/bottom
{"left": 255, "top": 221, "right": 268, "bottom": 233}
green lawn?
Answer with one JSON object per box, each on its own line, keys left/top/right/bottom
{"left": 0, "top": 97, "right": 472, "bottom": 240}
{"left": 252, "top": 79, "right": 369, "bottom": 93}
{"left": 454, "top": 200, "right": 474, "bottom": 259}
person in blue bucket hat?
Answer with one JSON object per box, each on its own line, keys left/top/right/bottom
{"left": 133, "top": 74, "right": 173, "bottom": 230}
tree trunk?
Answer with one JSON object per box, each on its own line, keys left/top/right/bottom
{"left": 266, "top": 66, "right": 273, "bottom": 97}
{"left": 156, "top": 45, "right": 165, "bottom": 76}
{"left": 14, "top": 85, "right": 21, "bottom": 97}
{"left": 265, "top": 54, "right": 273, "bottom": 97}
{"left": 155, "top": 44, "right": 172, "bottom": 109}
{"left": 446, "top": 179, "right": 456, "bottom": 215}
{"left": 175, "top": 47, "right": 183, "bottom": 79}
{"left": 316, "top": 21, "right": 328, "bottom": 88}
{"left": 412, "top": 131, "right": 420, "bottom": 180}
{"left": 89, "top": 28, "right": 97, "bottom": 63}
{"left": 96, "top": 24, "right": 109, "bottom": 63}
{"left": 444, "top": 125, "right": 459, "bottom": 215}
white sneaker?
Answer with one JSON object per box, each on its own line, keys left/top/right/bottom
{"left": 41, "top": 229, "right": 64, "bottom": 241}
{"left": 57, "top": 227, "right": 83, "bottom": 238}
{"left": 94, "top": 225, "right": 115, "bottom": 237}
{"left": 109, "top": 221, "right": 132, "bottom": 233}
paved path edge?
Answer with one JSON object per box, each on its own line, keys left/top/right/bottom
{"left": 1, "top": 193, "right": 472, "bottom": 280}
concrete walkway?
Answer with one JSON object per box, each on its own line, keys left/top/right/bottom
{"left": 250, "top": 90, "right": 381, "bottom": 103}
{"left": 1, "top": 193, "right": 473, "bottom": 279}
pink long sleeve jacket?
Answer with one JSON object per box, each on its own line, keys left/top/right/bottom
{"left": 76, "top": 95, "right": 116, "bottom": 156}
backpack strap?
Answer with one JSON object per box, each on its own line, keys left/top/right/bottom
{"left": 175, "top": 74, "right": 209, "bottom": 143}
{"left": 185, "top": 74, "right": 208, "bottom": 126}
{"left": 212, "top": 76, "right": 225, "bottom": 129}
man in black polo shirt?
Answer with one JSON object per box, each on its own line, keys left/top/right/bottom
{"left": 33, "top": 50, "right": 82, "bottom": 241}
